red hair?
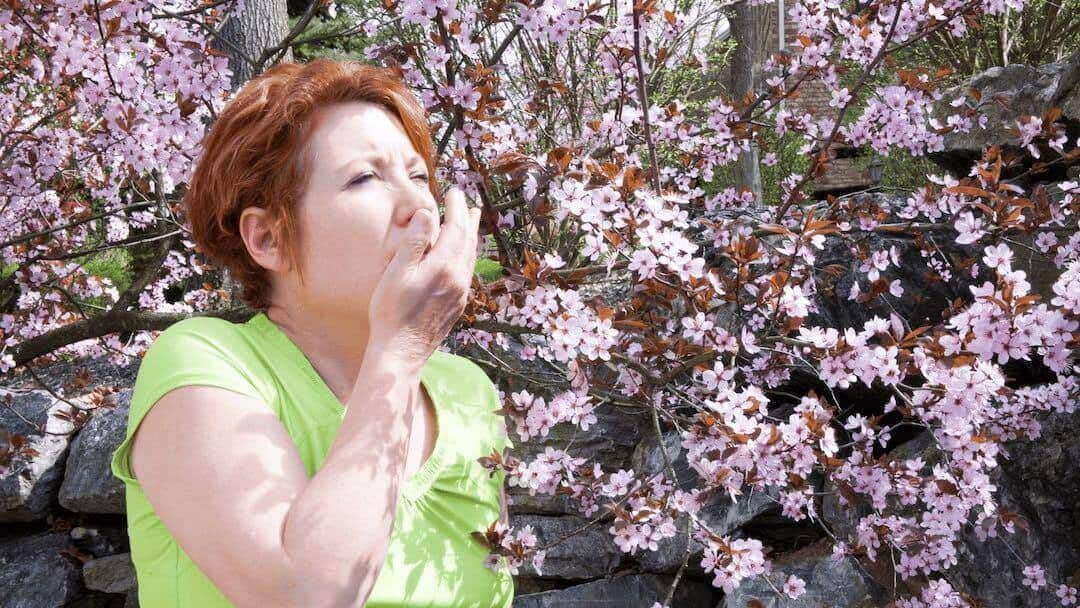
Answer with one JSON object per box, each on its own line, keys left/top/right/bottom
{"left": 183, "top": 59, "right": 437, "bottom": 312}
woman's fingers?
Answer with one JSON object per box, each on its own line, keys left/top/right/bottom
{"left": 466, "top": 207, "right": 481, "bottom": 278}
{"left": 430, "top": 187, "right": 483, "bottom": 280}
{"left": 432, "top": 188, "right": 467, "bottom": 255}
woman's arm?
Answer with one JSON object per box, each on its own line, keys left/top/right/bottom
{"left": 280, "top": 347, "right": 420, "bottom": 606}
{"left": 130, "top": 347, "right": 419, "bottom": 608}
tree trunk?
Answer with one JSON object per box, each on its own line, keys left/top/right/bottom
{"left": 215, "top": 0, "right": 294, "bottom": 90}
{"left": 729, "top": 3, "right": 764, "bottom": 207}
{"left": 211, "top": 0, "right": 293, "bottom": 304}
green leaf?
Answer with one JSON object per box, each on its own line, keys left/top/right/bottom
{"left": 474, "top": 257, "right": 503, "bottom": 282}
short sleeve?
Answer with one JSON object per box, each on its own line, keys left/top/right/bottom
{"left": 110, "top": 320, "right": 265, "bottom": 485}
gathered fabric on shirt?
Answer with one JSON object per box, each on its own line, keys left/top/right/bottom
{"left": 110, "top": 311, "right": 514, "bottom": 607}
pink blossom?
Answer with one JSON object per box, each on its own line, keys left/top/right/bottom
{"left": 783, "top": 574, "right": 807, "bottom": 599}
{"left": 1023, "top": 564, "right": 1047, "bottom": 590}
{"left": 955, "top": 211, "right": 986, "bottom": 244}
{"left": 1058, "top": 584, "right": 1078, "bottom": 606}
{"left": 982, "top": 243, "right": 1013, "bottom": 271}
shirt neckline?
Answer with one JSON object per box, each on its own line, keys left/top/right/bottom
{"left": 246, "top": 311, "right": 448, "bottom": 501}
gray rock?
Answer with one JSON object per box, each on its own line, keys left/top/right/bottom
{"left": 82, "top": 553, "right": 136, "bottom": 594}
{"left": 629, "top": 433, "right": 705, "bottom": 574}
{"left": 507, "top": 403, "right": 650, "bottom": 515}
{"left": 505, "top": 410, "right": 783, "bottom": 575}
{"left": 700, "top": 486, "right": 780, "bottom": 538}
{"left": 633, "top": 487, "right": 780, "bottom": 574}
{"left": 808, "top": 193, "right": 986, "bottom": 332}
{"left": 822, "top": 410, "right": 1080, "bottom": 607}
{"left": 63, "top": 594, "right": 121, "bottom": 607}
{"left": 461, "top": 335, "right": 639, "bottom": 515}
{"left": 631, "top": 511, "right": 697, "bottom": 575}
{"left": 511, "top": 513, "right": 624, "bottom": 579}
{"left": 1006, "top": 227, "right": 1067, "bottom": 304}
{"left": 931, "top": 50, "right": 1080, "bottom": 177}
{"left": 631, "top": 430, "right": 697, "bottom": 493}
{"left": 722, "top": 538, "right": 887, "bottom": 608}
{"left": 125, "top": 586, "right": 139, "bottom": 608}
{"left": 508, "top": 483, "right": 581, "bottom": 515}
{"left": 0, "top": 387, "right": 79, "bottom": 522}
{"left": 950, "top": 409, "right": 1080, "bottom": 607}
{"left": 512, "top": 573, "right": 718, "bottom": 607}
{"left": 59, "top": 390, "right": 131, "bottom": 514}
{"left": 0, "top": 530, "right": 83, "bottom": 607}
{"left": 820, "top": 432, "right": 938, "bottom": 542}
{"left": 69, "top": 525, "right": 127, "bottom": 560}
{"left": 1, "top": 356, "right": 139, "bottom": 395}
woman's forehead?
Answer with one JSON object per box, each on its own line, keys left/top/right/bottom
{"left": 309, "top": 102, "right": 419, "bottom": 171}
{"left": 313, "top": 102, "right": 405, "bottom": 149}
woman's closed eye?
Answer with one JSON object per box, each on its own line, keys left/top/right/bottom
{"left": 348, "top": 172, "right": 429, "bottom": 188}
{"left": 348, "top": 173, "right": 374, "bottom": 187}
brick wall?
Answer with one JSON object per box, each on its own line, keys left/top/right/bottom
{"left": 776, "top": 6, "right": 873, "bottom": 196}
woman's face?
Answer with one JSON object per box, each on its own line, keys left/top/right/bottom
{"left": 280, "top": 100, "right": 440, "bottom": 319}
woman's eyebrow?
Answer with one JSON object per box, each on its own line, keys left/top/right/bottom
{"left": 336, "top": 153, "right": 425, "bottom": 178}
{"left": 336, "top": 155, "right": 378, "bottom": 179}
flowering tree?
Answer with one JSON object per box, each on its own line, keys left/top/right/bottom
{"left": 2, "top": 0, "right": 1078, "bottom": 606}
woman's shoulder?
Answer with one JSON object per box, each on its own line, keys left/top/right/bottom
{"left": 155, "top": 313, "right": 247, "bottom": 338}
{"left": 143, "top": 314, "right": 251, "bottom": 357}
{"left": 133, "top": 314, "right": 266, "bottom": 398}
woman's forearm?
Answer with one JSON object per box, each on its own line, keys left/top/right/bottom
{"left": 279, "top": 348, "right": 421, "bottom": 607}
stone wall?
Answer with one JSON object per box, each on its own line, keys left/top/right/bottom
{"left": 2, "top": 347, "right": 1077, "bottom": 607}
{"left": 1, "top": 358, "right": 140, "bottom": 608}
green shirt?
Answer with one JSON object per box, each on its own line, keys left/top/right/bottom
{"left": 110, "top": 311, "right": 515, "bottom": 607}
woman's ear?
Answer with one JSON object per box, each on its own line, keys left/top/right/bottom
{"left": 238, "top": 206, "right": 290, "bottom": 274}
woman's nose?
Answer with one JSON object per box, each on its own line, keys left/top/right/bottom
{"left": 391, "top": 178, "right": 438, "bottom": 227}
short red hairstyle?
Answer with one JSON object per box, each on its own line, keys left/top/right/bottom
{"left": 183, "top": 59, "right": 437, "bottom": 312}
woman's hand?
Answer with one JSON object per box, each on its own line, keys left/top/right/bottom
{"left": 366, "top": 187, "right": 481, "bottom": 371}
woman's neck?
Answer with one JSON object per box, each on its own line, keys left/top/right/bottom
{"left": 263, "top": 303, "right": 372, "bottom": 402}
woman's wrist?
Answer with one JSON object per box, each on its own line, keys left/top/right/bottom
{"left": 360, "top": 341, "right": 428, "bottom": 379}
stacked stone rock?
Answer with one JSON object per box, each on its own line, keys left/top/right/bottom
{"left": 1, "top": 357, "right": 141, "bottom": 608}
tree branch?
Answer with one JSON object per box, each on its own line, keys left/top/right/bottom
{"left": 10, "top": 307, "right": 255, "bottom": 368}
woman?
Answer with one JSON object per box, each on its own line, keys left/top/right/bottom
{"left": 109, "top": 59, "right": 515, "bottom": 607}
